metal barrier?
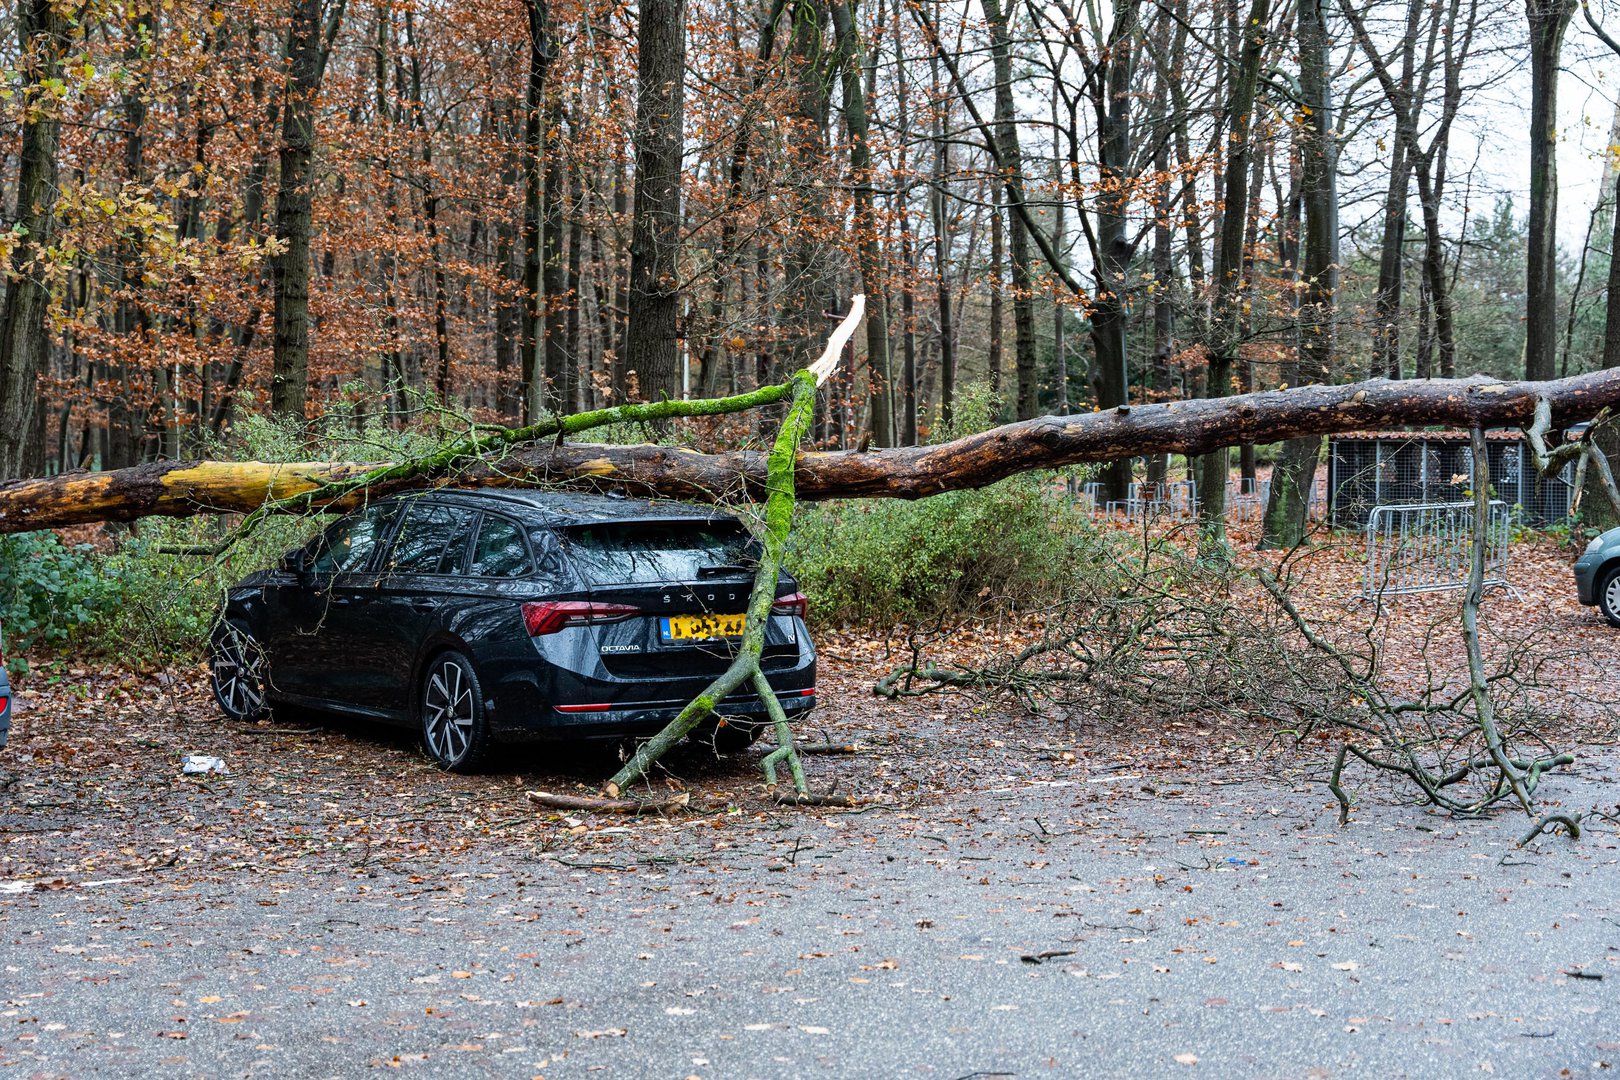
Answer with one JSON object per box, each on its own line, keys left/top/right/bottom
{"left": 1363, "top": 500, "right": 1511, "bottom": 598}
{"left": 1075, "top": 475, "right": 1325, "bottom": 525}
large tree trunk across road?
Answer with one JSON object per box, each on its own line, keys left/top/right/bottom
{"left": 1, "top": 371, "right": 1616, "bottom": 535}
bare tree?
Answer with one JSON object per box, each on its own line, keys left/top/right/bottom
{"left": 0, "top": 0, "right": 71, "bottom": 479}
{"left": 982, "top": 0, "right": 1038, "bottom": 421}
{"left": 1197, "top": 0, "right": 1274, "bottom": 554}
{"left": 829, "top": 0, "right": 895, "bottom": 445}
{"left": 269, "top": 0, "right": 346, "bottom": 421}
{"left": 1260, "top": 0, "right": 1337, "bottom": 548}
{"left": 624, "top": 0, "right": 688, "bottom": 402}
{"left": 1526, "top": 0, "right": 1576, "bottom": 380}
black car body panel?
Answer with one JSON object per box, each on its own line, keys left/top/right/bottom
{"left": 219, "top": 490, "right": 815, "bottom": 740}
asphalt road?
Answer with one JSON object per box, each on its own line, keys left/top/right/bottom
{"left": 4, "top": 763, "right": 1619, "bottom": 1079}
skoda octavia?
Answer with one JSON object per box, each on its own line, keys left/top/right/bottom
{"left": 208, "top": 490, "right": 816, "bottom": 771}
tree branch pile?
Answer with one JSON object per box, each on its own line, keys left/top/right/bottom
{"left": 876, "top": 511, "right": 1588, "bottom": 830}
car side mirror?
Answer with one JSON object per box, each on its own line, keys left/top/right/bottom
{"left": 280, "top": 548, "right": 311, "bottom": 576}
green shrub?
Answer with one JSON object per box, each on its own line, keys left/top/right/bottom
{"left": 0, "top": 532, "right": 105, "bottom": 673}
{"left": 0, "top": 412, "right": 439, "bottom": 673}
{"left": 786, "top": 473, "right": 1104, "bottom": 626}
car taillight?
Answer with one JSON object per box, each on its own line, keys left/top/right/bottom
{"left": 521, "top": 601, "right": 640, "bottom": 636}
{"left": 771, "top": 592, "right": 808, "bottom": 619}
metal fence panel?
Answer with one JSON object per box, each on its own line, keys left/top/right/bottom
{"left": 1363, "top": 500, "right": 1511, "bottom": 597}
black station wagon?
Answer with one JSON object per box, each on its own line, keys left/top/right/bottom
{"left": 208, "top": 490, "right": 816, "bottom": 771}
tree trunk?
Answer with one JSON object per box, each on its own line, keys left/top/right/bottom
{"left": 542, "top": 93, "right": 569, "bottom": 412}
{"left": 1526, "top": 0, "right": 1575, "bottom": 381}
{"left": 1371, "top": 123, "right": 1410, "bottom": 379}
{"left": 988, "top": 194, "right": 1004, "bottom": 399}
{"left": 1087, "top": 0, "right": 1141, "bottom": 500}
{"left": 564, "top": 152, "right": 586, "bottom": 412}
{"left": 521, "top": 0, "right": 555, "bottom": 421}
{"left": 828, "top": 0, "right": 893, "bottom": 446}
{"left": 624, "top": 0, "right": 687, "bottom": 402}
{"left": 1260, "top": 0, "right": 1337, "bottom": 549}
{"left": 930, "top": 45, "right": 956, "bottom": 428}
{"left": 494, "top": 100, "right": 521, "bottom": 420}
{"left": 981, "top": 0, "right": 1037, "bottom": 422}
{"left": 894, "top": 0, "right": 919, "bottom": 445}
{"left": 0, "top": 1, "right": 71, "bottom": 480}
{"left": 1197, "top": 0, "right": 1272, "bottom": 553}
{"left": 269, "top": 0, "right": 338, "bottom": 422}
{"left": 7, "top": 371, "right": 1620, "bottom": 533}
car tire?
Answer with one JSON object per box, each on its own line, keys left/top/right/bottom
{"left": 1599, "top": 565, "right": 1620, "bottom": 628}
{"left": 209, "top": 620, "right": 269, "bottom": 722}
{"left": 696, "top": 716, "right": 764, "bottom": 754}
{"left": 420, "top": 651, "right": 493, "bottom": 772}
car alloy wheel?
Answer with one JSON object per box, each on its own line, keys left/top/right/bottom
{"left": 210, "top": 622, "right": 267, "bottom": 721}
{"left": 1600, "top": 566, "right": 1620, "bottom": 628}
{"left": 421, "top": 652, "right": 491, "bottom": 771}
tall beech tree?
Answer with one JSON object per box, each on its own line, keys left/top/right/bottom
{"left": 1259, "top": 0, "right": 1336, "bottom": 549}
{"left": 268, "top": 0, "right": 346, "bottom": 420}
{"left": 624, "top": 0, "right": 687, "bottom": 402}
{"left": 1526, "top": 0, "right": 1575, "bottom": 381}
{"left": 981, "top": 0, "right": 1037, "bottom": 422}
{"left": 0, "top": 0, "right": 72, "bottom": 479}
{"left": 1197, "top": 0, "right": 1273, "bottom": 553}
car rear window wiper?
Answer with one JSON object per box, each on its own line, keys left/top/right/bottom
{"left": 697, "top": 564, "right": 753, "bottom": 576}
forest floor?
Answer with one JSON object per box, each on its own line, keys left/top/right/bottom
{"left": 2, "top": 524, "right": 1618, "bottom": 1076}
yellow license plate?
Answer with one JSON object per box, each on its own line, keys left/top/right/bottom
{"left": 661, "top": 613, "right": 746, "bottom": 642}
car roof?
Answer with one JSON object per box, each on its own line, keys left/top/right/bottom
{"left": 395, "top": 488, "right": 740, "bottom": 529}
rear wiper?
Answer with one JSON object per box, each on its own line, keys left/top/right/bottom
{"left": 697, "top": 564, "right": 753, "bottom": 576}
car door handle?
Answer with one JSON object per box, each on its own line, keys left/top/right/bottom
{"left": 408, "top": 599, "right": 437, "bottom": 612}
{"left": 329, "top": 594, "right": 362, "bottom": 607}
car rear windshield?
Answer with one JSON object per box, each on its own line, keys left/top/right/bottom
{"left": 561, "top": 521, "right": 756, "bottom": 585}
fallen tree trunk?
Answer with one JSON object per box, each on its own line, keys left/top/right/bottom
{"left": 3, "top": 370, "right": 1618, "bottom": 534}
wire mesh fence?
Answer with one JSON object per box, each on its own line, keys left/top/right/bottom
{"left": 1329, "top": 432, "right": 1573, "bottom": 528}
{"left": 1071, "top": 475, "right": 1328, "bottom": 526}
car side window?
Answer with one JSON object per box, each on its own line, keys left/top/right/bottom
{"left": 309, "top": 504, "right": 397, "bottom": 574}
{"left": 470, "top": 515, "right": 531, "bottom": 578}
{"left": 388, "top": 503, "right": 479, "bottom": 575}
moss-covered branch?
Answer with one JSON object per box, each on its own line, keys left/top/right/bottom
{"left": 603, "top": 369, "right": 822, "bottom": 797}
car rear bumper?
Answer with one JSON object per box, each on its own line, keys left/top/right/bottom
{"left": 504, "top": 686, "right": 819, "bottom": 741}
{"left": 483, "top": 618, "right": 817, "bottom": 740}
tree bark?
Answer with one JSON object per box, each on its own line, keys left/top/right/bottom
{"left": 828, "top": 0, "right": 894, "bottom": 446}
{"left": 0, "top": 0, "right": 70, "bottom": 480}
{"left": 494, "top": 99, "right": 521, "bottom": 420}
{"left": 930, "top": 43, "right": 956, "bottom": 427}
{"left": 1526, "top": 0, "right": 1575, "bottom": 381}
{"left": 981, "top": 0, "right": 1037, "bottom": 422}
{"left": 1259, "top": 0, "right": 1337, "bottom": 549}
{"left": 541, "top": 92, "right": 569, "bottom": 412}
{"left": 1197, "top": 0, "right": 1272, "bottom": 552}
{"left": 8, "top": 371, "right": 1620, "bottom": 533}
{"left": 521, "top": 0, "right": 556, "bottom": 421}
{"left": 894, "top": 0, "right": 919, "bottom": 444}
{"left": 624, "top": 0, "right": 687, "bottom": 402}
{"left": 269, "top": 0, "right": 342, "bottom": 421}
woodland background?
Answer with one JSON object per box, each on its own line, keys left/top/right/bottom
{"left": 2, "top": 0, "right": 1618, "bottom": 480}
